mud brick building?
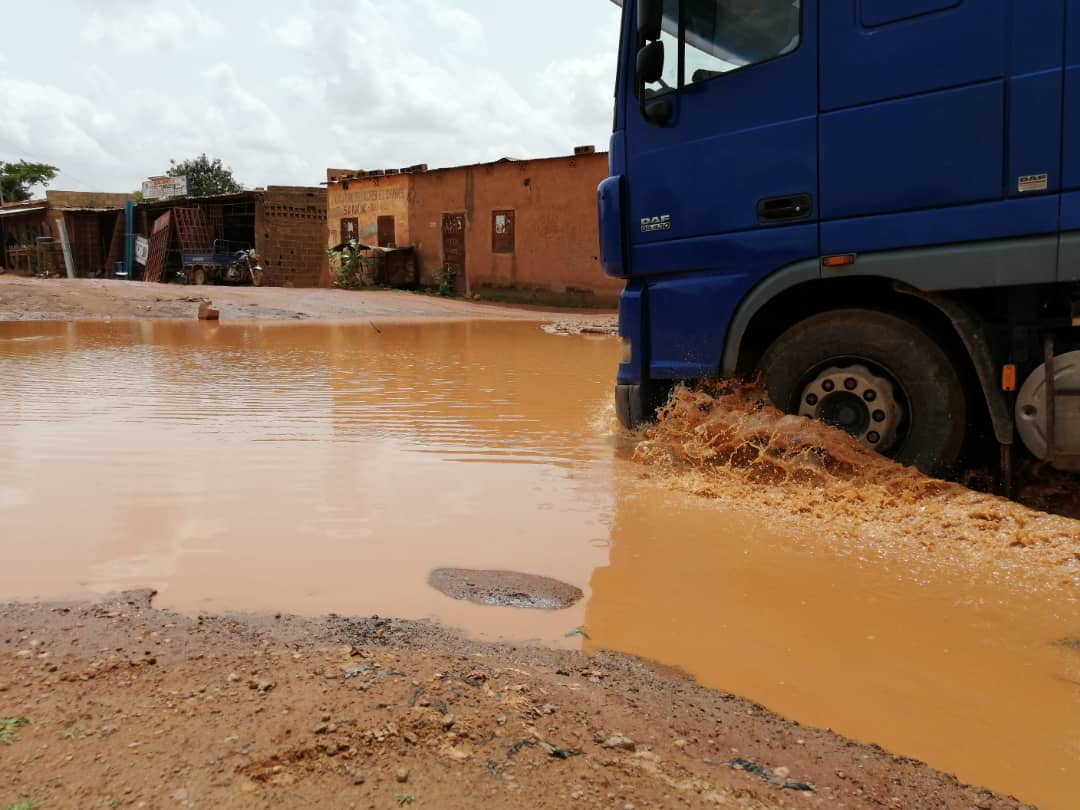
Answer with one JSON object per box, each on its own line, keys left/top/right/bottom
{"left": 326, "top": 149, "right": 624, "bottom": 306}
{"left": 134, "top": 186, "right": 328, "bottom": 287}
{"left": 0, "top": 191, "right": 134, "bottom": 277}
{"left": 256, "top": 187, "right": 331, "bottom": 287}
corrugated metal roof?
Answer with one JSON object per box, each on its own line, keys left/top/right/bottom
{"left": 0, "top": 206, "right": 47, "bottom": 217}
{"left": 137, "top": 191, "right": 261, "bottom": 209}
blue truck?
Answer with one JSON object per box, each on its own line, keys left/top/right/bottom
{"left": 600, "top": 0, "right": 1080, "bottom": 481}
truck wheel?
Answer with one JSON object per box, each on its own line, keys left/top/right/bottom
{"left": 758, "top": 309, "right": 968, "bottom": 475}
{"left": 193, "top": 268, "right": 207, "bottom": 286}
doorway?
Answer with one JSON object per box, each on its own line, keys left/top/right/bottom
{"left": 441, "top": 212, "right": 466, "bottom": 292}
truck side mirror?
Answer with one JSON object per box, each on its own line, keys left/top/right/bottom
{"left": 637, "top": 0, "right": 663, "bottom": 42}
{"left": 637, "top": 40, "right": 665, "bottom": 86}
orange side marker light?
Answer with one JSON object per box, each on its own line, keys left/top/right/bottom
{"left": 1002, "top": 364, "right": 1017, "bottom": 392}
{"left": 822, "top": 254, "right": 856, "bottom": 268}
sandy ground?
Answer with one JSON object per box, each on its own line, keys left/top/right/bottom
{"left": 0, "top": 277, "right": 617, "bottom": 330}
{"left": 0, "top": 591, "right": 1031, "bottom": 810}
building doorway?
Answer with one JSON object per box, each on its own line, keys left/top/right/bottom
{"left": 441, "top": 212, "right": 466, "bottom": 293}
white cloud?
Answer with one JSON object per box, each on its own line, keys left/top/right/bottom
{"left": 1, "top": 0, "right": 622, "bottom": 191}
{"left": 82, "top": 0, "right": 223, "bottom": 53}
{"left": 272, "top": 16, "right": 316, "bottom": 49}
{"left": 0, "top": 79, "right": 120, "bottom": 165}
{"left": 540, "top": 53, "right": 618, "bottom": 137}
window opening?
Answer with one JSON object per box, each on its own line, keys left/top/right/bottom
{"left": 492, "top": 210, "right": 515, "bottom": 254}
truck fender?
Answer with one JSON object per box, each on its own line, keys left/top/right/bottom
{"left": 720, "top": 258, "right": 820, "bottom": 376}
{"left": 892, "top": 284, "right": 1013, "bottom": 446}
{"left": 720, "top": 262, "right": 1013, "bottom": 447}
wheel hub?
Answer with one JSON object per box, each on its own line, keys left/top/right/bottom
{"left": 798, "top": 365, "right": 903, "bottom": 451}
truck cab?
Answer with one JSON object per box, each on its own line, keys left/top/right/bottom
{"left": 601, "top": 0, "right": 1080, "bottom": 478}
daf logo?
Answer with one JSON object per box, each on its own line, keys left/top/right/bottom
{"left": 640, "top": 215, "right": 672, "bottom": 233}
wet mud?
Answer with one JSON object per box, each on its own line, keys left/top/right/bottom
{"left": 1011, "top": 459, "right": 1080, "bottom": 520}
{"left": 0, "top": 591, "right": 1034, "bottom": 810}
{"left": 634, "top": 381, "right": 1080, "bottom": 592}
{"left": 428, "top": 568, "right": 584, "bottom": 609}
{"left": 0, "top": 276, "right": 619, "bottom": 330}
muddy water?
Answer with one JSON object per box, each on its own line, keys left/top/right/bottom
{"left": 0, "top": 320, "right": 615, "bottom": 645}
{"left": 586, "top": 486, "right": 1080, "bottom": 810}
{"left": 0, "top": 319, "right": 1078, "bottom": 809}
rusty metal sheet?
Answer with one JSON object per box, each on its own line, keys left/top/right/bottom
{"left": 144, "top": 211, "right": 172, "bottom": 283}
{"left": 174, "top": 207, "right": 215, "bottom": 253}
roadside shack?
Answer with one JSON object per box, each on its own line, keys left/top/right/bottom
{"left": 0, "top": 191, "right": 132, "bottom": 278}
{"left": 133, "top": 187, "right": 329, "bottom": 287}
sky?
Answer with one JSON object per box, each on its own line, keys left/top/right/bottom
{"left": 0, "top": 0, "right": 623, "bottom": 196}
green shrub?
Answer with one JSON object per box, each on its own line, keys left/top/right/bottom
{"left": 327, "top": 240, "right": 365, "bottom": 290}
{"left": 437, "top": 264, "right": 457, "bottom": 297}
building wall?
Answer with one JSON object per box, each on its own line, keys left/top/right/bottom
{"left": 326, "top": 173, "right": 411, "bottom": 250}
{"left": 325, "top": 153, "right": 623, "bottom": 305}
{"left": 407, "top": 170, "right": 467, "bottom": 288}
{"left": 46, "top": 191, "right": 134, "bottom": 210}
{"left": 412, "top": 153, "right": 620, "bottom": 304}
{"left": 255, "top": 186, "right": 330, "bottom": 288}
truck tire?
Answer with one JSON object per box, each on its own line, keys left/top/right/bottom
{"left": 758, "top": 308, "right": 968, "bottom": 476}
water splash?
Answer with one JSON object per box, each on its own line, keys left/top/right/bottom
{"left": 634, "top": 382, "right": 1080, "bottom": 591}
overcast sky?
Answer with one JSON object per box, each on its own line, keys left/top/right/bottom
{"left": 0, "top": 0, "right": 622, "bottom": 195}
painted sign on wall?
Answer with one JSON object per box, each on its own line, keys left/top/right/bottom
{"left": 134, "top": 236, "right": 149, "bottom": 266}
{"left": 141, "top": 176, "right": 188, "bottom": 201}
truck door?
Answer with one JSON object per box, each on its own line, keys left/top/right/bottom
{"left": 819, "top": 0, "right": 1064, "bottom": 259}
{"left": 625, "top": 0, "right": 818, "bottom": 280}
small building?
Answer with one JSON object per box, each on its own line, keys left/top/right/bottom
{"left": 134, "top": 186, "right": 329, "bottom": 287}
{"left": 0, "top": 191, "right": 134, "bottom": 277}
{"left": 326, "top": 149, "right": 623, "bottom": 306}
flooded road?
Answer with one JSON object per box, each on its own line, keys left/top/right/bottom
{"left": 1, "top": 319, "right": 1077, "bottom": 809}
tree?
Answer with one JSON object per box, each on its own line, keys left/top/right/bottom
{"left": 166, "top": 154, "right": 243, "bottom": 197}
{"left": 0, "top": 160, "right": 59, "bottom": 203}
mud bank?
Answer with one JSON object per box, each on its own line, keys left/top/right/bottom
{"left": 428, "top": 569, "right": 584, "bottom": 610}
{"left": 0, "top": 276, "right": 618, "bottom": 329}
{"left": 0, "top": 591, "right": 1032, "bottom": 810}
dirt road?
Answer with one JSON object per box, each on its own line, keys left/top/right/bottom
{"left": 0, "top": 277, "right": 616, "bottom": 328}
{"left": 0, "top": 591, "right": 1031, "bottom": 810}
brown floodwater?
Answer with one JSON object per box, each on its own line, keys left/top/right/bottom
{"left": 0, "top": 319, "right": 1077, "bottom": 809}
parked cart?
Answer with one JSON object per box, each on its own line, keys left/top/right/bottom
{"left": 173, "top": 207, "right": 263, "bottom": 286}
{"left": 181, "top": 240, "right": 264, "bottom": 286}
